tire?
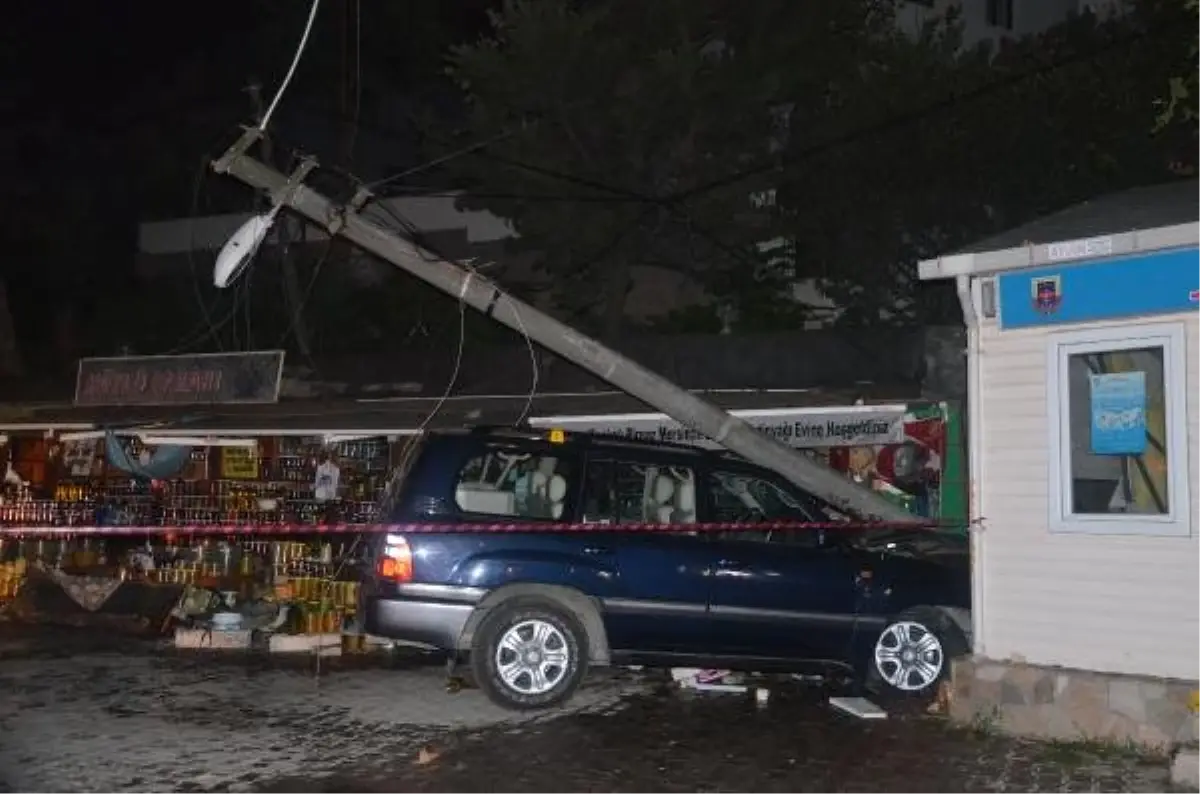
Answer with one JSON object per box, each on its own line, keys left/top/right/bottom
{"left": 470, "top": 596, "right": 588, "bottom": 711}
{"left": 866, "top": 606, "right": 967, "bottom": 703}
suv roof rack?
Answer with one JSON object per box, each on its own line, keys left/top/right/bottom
{"left": 431, "top": 424, "right": 720, "bottom": 456}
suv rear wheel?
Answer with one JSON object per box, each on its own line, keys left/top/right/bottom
{"left": 471, "top": 597, "right": 588, "bottom": 710}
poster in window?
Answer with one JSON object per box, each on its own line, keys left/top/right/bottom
{"left": 1089, "top": 371, "right": 1147, "bottom": 455}
{"left": 221, "top": 446, "right": 260, "bottom": 479}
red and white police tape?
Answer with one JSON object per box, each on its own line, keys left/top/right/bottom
{"left": 0, "top": 519, "right": 942, "bottom": 537}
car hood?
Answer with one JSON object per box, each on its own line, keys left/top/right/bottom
{"left": 851, "top": 528, "right": 969, "bottom": 566}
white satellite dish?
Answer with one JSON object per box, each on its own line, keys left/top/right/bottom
{"left": 213, "top": 205, "right": 282, "bottom": 289}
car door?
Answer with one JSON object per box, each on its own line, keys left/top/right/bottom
{"left": 702, "top": 466, "right": 868, "bottom": 662}
{"left": 582, "top": 454, "right": 714, "bottom": 653}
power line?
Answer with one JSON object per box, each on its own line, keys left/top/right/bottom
{"left": 339, "top": 0, "right": 363, "bottom": 166}
{"left": 387, "top": 18, "right": 1160, "bottom": 212}
{"left": 161, "top": 300, "right": 241, "bottom": 355}
{"left": 350, "top": 19, "right": 1165, "bottom": 306}
{"left": 184, "top": 157, "right": 228, "bottom": 352}
{"left": 664, "top": 22, "right": 1162, "bottom": 205}
{"left": 274, "top": 236, "right": 334, "bottom": 348}
{"left": 377, "top": 187, "right": 657, "bottom": 204}
{"left": 258, "top": 0, "right": 324, "bottom": 132}
{"left": 198, "top": 14, "right": 1163, "bottom": 360}
{"left": 368, "top": 187, "right": 544, "bottom": 422}
{"left": 364, "top": 130, "right": 521, "bottom": 192}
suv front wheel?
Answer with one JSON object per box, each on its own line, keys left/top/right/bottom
{"left": 471, "top": 597, "right": 588, "bottom": 710}
{"left": 866, "top": 606, "right": 967, "bottom": 702}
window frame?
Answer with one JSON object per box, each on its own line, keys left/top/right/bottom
{"left": 1045, "top": 321, "right": 1190, "bottom": 537}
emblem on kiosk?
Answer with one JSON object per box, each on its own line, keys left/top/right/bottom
{"left": 1031, "top": 275, "right": 1062, "bottom": 314}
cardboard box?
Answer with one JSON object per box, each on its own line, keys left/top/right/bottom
{"left": 268, "top": 633, "right": 342, "bottom": 657}
{"left": 174, "top": 627, "right": 252, "bottom": 650}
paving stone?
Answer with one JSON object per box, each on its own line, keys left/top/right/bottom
{"left": 1171, "top": 748, "right": 1199, "bottom": 789}
{"left": 0, "top": 624, "right": 1177, "bottom": 793}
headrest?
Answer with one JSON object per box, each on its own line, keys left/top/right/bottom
{"left": 675, "top": 479, "right": 696, "bottom": 512}
{"left": 653, "top": 474, "right": 676, "bottom": 504}
{"left": 548, "top": 474, "right": 567, "bottom": 503}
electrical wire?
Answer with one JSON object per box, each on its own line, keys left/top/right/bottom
{"left": 366, "top": 195, "right": 537, "bottom": 430}
{"left": 344, "top": 0, "right": 362, "bottom": 165}
{"left": 162, "top": 301, "right": 241, "bottom": 355}
{"left": 239, "top": 256, "right": 255, "bottom": 350}
{"left": 370, "top": 187, "right": 659, "bottom": 204}
{"left": 274, "top": 236, "right": 334, "bottom": 348}
{"left": 258, "top": 0, "right": 324, "bottom": 132}
{"left": 507, "top": 293, "right": 539, "bottom": 426}
{"left": 662, "top": 22, "right": 1165, "bottom": 205}
{"left": 184, "top": 157, "right": 227, "bottom": 352}
{"left": 364, "top": 129, "right": 520, "bottom": 192}
{"left": 270, "top": 152, "right": 321, "bottom": 369}
{"left": 386, "top": 19, "right": 1161, "bottom": 211}
{"left": 362, "top": 99, "right": 598, "bottom": 194}
{"left": 338, "top": 22, "right": 1166, "bottom": 349}
{"left": 408, "top": 291, "right": 467, "bottom": 437}
{"left": 368, "top": 195, "right": 451, "bottom": 264}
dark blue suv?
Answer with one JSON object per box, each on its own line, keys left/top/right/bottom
{"left": 363, "top": 428, "right": 970, "bottom": 710}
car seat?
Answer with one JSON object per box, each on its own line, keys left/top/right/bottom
{"left": 547, "top": 474, "right": 568, "bottom": 519}
{"left": 673, "top": 477, "right": 697, "bottom": 524}
{"left": 651, "top": 474, "right": 676, "bottom": 523}
{"left": 528, "top": 457, "right": 565, "bottom": 518}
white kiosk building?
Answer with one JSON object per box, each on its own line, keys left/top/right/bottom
{"left": 919, "top": 179, "right": 1198, "bottom": 748}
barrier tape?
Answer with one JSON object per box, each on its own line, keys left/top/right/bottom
{"left": 0, "top": 519, "right": 942, "bottom": 537}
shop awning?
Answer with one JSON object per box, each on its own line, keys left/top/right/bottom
{"left": 0, "top": 385, "right": 923, "bottom": 438}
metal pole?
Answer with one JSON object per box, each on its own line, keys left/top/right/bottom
{"left": 212, "top": 130, "right": 917, "bottom": 522}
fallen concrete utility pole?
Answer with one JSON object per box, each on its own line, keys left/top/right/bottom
{"left": 211, "top": 127, "right": 917, "bottom": 523}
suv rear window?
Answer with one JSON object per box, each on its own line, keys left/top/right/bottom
{"left": 454, "top": 445, "right": 575, "bottom": 520}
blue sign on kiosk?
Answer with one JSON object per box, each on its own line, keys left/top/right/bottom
{"left": 998, "top": 246, "right": 1199, "bottom": 329}
{"left": 1089, "top": 371, "right": 1147, "bottom": 456}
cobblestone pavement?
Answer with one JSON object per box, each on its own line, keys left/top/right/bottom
{"left": 259, "top": 688, "right": 1180, "bottom": 793}
{"left": 0, "top": 625, "right": 643, "bottom": 792}
{"left": 0, "top": 625, "right": 1181, "bottom": 793}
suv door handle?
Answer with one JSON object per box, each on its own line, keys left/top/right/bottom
{"left": 715, "top": 559, "right": 751, "bottom": 577}
{"left": 582, "top": 545, "right": 611, "bottom": 555}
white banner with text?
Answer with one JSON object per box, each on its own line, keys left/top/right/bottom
{"left": 529, "top": 406, "right": 908, "bottom": 449}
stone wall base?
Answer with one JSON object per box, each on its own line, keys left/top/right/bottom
{"left": 950, "top": 656, "right": 1198, "bottom": 751}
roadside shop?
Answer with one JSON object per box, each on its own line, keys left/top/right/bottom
{"left": 0, "top": 348, "right": 964, "bottom": 647}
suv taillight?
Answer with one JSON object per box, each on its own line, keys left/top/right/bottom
{"left": 379, "top": 534, "right": 413, "bottom": 583}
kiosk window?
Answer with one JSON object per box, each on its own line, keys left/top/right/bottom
{"left": 1048, "top": 322, "right": 1189, "bottom": 536}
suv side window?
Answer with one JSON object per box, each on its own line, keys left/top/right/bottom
{"left": 582, "top": 458, "right": 697, "bottom": 525}
{"left": 454, "top": 444, "right": 576, "bottom": 520}
{"left": 707, "top": 469, "right": 822, "bottom": 548}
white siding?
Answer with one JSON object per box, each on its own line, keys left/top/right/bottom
{"left": 976, "top": 312, "right": 1199, "bottom": 680}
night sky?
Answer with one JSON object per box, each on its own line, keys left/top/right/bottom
{"left": 3, "top": 1, "right": 495, "bottom": 382}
